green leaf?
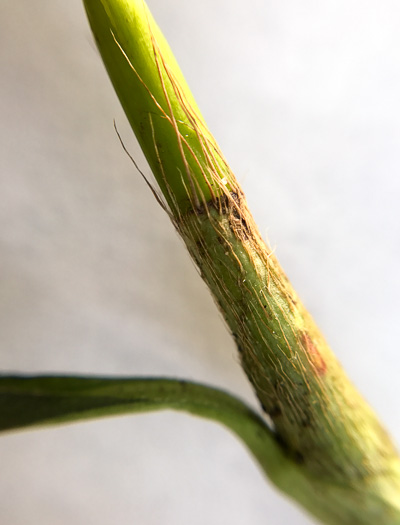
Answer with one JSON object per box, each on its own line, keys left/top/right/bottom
{"left": 0, "top": 375, "right": 268, "bottom": 436}
{"left": 2, "top": 374, "right": 400, "bottom": 524}
{"left": 0, "top": 375, "right": 314, "bottom": 516}
{"left": 0, "top": 375, "right": 306, "bottom": 492}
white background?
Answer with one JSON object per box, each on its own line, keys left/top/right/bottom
{"left": 1, "top": 1, "right": 400, "bottom": 524}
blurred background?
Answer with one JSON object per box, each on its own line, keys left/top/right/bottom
{"left": 1, "top": 1, "right": 400, "bottom": 524}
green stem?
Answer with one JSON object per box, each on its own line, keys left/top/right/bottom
{"left": 80, "top": 1, "right": 400, "bottom": 523}
{"left": 83, "top": 0, "right": 234, "bottom": 215}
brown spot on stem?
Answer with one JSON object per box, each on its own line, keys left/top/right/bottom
{"left": 302, "top": 332, "right": 327, "bottom": 376}
{"left": 294, "top": 451, "right": 305, "bottom": 464}
{"left": 269, "top": 404, "right": 282, "bottom": 417}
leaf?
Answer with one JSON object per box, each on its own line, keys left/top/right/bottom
{"left": 3, "top": 374, "right": 399, "bottom": 524}
{"left": 0, "top": 374, "right": 267, "bottom": 435}
{"left": 0, "top": 374, "right": 304, "bottom": 494}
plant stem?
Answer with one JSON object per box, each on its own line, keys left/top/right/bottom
{"left": 82, "top": 0, "right": 400, "bottom": 522}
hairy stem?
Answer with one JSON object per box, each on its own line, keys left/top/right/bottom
{"left": 82, "top": 0, "right": 400, "bottom": 523}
